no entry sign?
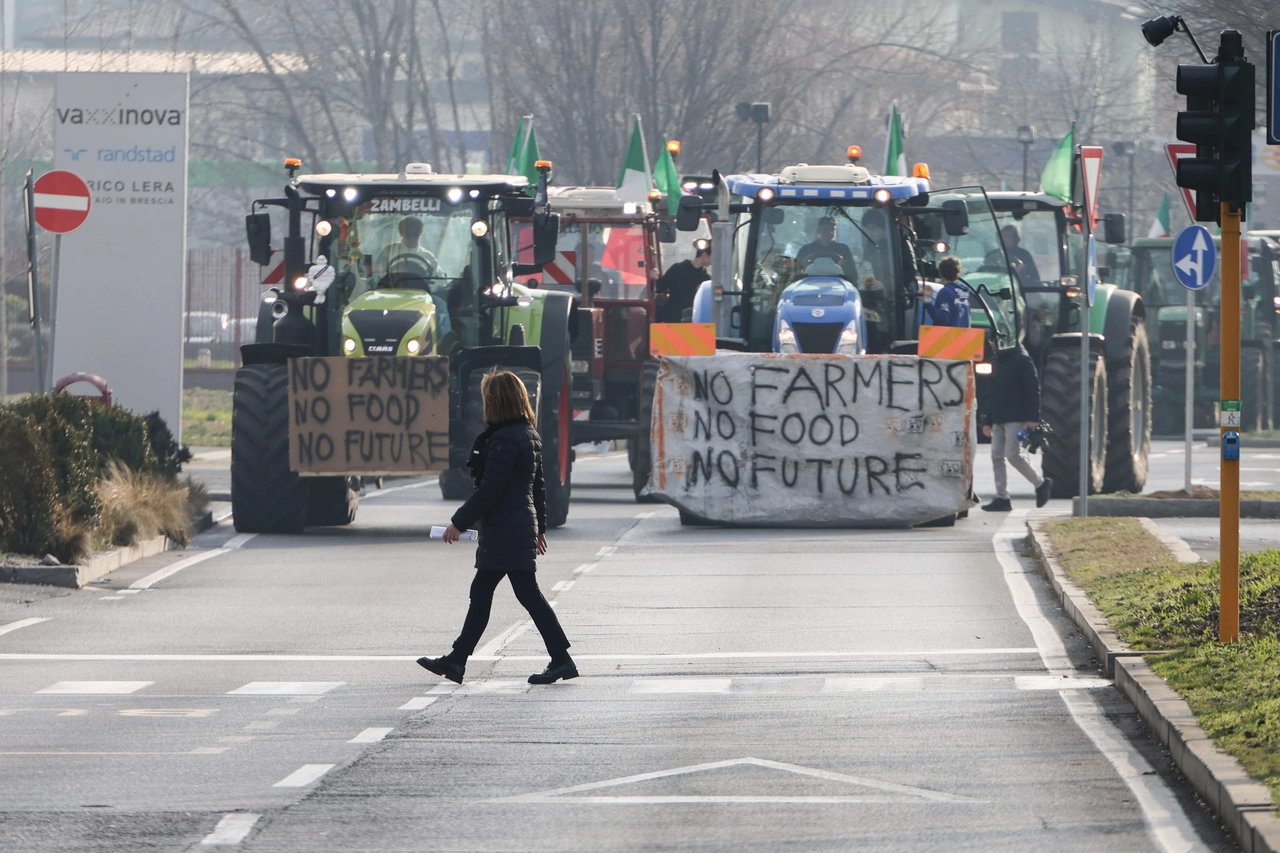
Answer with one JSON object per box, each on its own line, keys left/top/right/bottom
{"left": 33, "top": 170, "right": 91, "bottom": 233}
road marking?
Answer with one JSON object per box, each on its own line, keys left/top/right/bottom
{"left": 573, "top": 562, "right": 598, "bottom": 575}
{"left": 399, "top": 697, "right": 437, "bottom": 710}
{"left": 129, "top": 533, "right": 257, "bottom": 590}
{"left": 190, "top": 746, "right": 230, "bottom": 754}
{"left": 118, "top": 708, "right": 216, "bottom": 717}
{"left": 596, "top": 546, "right": 617, "bottom": 557}
{"left": 273, "top": 763, "right": 335, "bottom": 788}
{"left": 635, "top": 511, "right": 656, "bottom": 519}
{"left": 474, "top": 621, "right": 530, "bottom": 658}
{"left": 629, "top": 678, "right": 732, "bottom": 694}
{"left": 227, "top": 681, "right": 344, "bottom": 695}
{"left": 551, "top": 580, "right": 574, "bottom": 592}
{"left": 0, "top": 648, "right": 1041, "bottom": 662}
{"left": 823, "top": 676, "right": 924, "bottom": 692}
{"left": 360, "top": 478, "right": 437, "bottom": 499}
{"left": 456, "top": 680, "right": 525, "bottom": 695}
{"left": 0, "top": 708, "right": 85, "bottom": 716}
{"left": 348, "top": 727, "right": 393, "bottom": 743}
{"left": 201, "top": 813, "right": 261, "bottom": 845}
{"left": 499, "top": 756, "right": 981, "bottom": 804}
{"left": 0, "top": 617, "right": 50, "bottom": 637}
{"left": 36, "top": 681, "right": 152, "bottom": 694}
{"left": 994, "top": 512, "right": 1209, "bottom": 853}
{"left": 425, "top": 683, "right": 457, "bottom": 695}
{"left": 1014, "top": 675, "right": 1110, "bottom": 690}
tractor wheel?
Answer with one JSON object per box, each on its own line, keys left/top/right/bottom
{"left": 1242, "top": 344, "right": 1266, "bottom": 432}
{"left": 633, "top": 361, "right": 660, "bottom": 502}
{"left": 1103, "top": 321, "right": 1152, "bottom": 493}
{"left": 1041, "top": 343, "right": 1109, "bottom": 498}
{"left": 231, "top": 363, "right": 308, "bottom": 533}
{"left": 442, "top": 365, "right": 544, "bottom": 502}
{"left": 541, "top": 366, "right": 572, "bottom": 529}
{"left": 307, "top": 476, "right": 359, "bottom": 526}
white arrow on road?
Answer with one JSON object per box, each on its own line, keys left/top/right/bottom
{"left": 1174, "top": 230, "right": 1210, "bottom": 287}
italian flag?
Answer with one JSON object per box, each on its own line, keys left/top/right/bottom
{"left": 653, "top": 137, "right": 681, "bottom": 214}
{"left": 617, "top": 116, "right": 653, "bottom": 202}
{"left": 506, "top": 116, "right": 541, "bottom": 196}
{"left": 883, "top": 103, "right": 906, "bottom": 176}
{"left": 1039, "top": 126, "right": 1074, "bottom": 202}
{"left": 1147, "top": 193, "right": 1172, "bottom": 238}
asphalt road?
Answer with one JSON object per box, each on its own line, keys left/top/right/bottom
{"left": 0, "top": 451, "right": 1248, "bottom": 852}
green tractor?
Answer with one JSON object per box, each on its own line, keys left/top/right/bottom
{"left": 987, "top": 193, "right": 1149, "bottom": 496}
{"left": 1118, "top": 233, "right": 1280, "bottom": 435}
{"left": 232, "top": 159, "right": 574, "bottom": 533}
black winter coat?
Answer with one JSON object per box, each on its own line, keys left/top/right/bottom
{"left": 985, "top": 346, "right": 1041, "bottom": 425}
{"left": 451, "top": 420, "right": 546, "bottom": 572}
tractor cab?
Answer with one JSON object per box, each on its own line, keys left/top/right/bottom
{"left": 511, "top": 187, "right": 675, "bottom": 444}
{"left": 686, "top": 161, "right": 1023, "bottom": 360}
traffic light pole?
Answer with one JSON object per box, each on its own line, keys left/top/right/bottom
{"left": 1220, "top": 203, "right": 1241, "bottom": 642}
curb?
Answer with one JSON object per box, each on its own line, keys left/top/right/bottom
{"left": 1027, "top": 519, "right": 1280, "bottom": 852}
{"left": 1073, "top": 497, "right": 1280, "bottom": 518}
{"left": 0, "top": 508, "right": 232, "bottom": 589}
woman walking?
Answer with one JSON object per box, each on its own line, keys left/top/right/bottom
{"left": 417, "top": 371, "right": 577, "bottom": 685}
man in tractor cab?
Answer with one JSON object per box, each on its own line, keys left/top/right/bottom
{"left": 375, "top": 217, "right": 441, "bottom": 284}
{"left": 918, "top": 256, "right": 971, "bottom": 327}
{"left": 1000, "top": 224, "right": 1041, "bottom": 288}
{"left": 655, "top": 239, "right": 712, "bottom": 323}
{"left": 796, "top": 216, "right": 855, "bottom": 279}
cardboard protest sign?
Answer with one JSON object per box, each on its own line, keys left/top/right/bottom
{"left": 648, "top": 354, "right": 975, "bottom": 527}
{"left": 288, "top": 356, "right": 449, "bottom": 475}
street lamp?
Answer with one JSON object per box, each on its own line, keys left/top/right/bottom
{"left": 1112, "top": 141, "right": 1137, "bottom": 230}
{"left": 735, "top": 102, "right": 772, "bottom": 173}
{"left": 1016, "top": 125, "right": 1035, "bottom": 191}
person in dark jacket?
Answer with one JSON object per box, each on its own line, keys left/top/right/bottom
{"left": 417, "top": 371, "right": 576, "bottom": 685}
{"left": 981, "top": 345, "right": 1052, "bottom": 511}
{"left": 655, "top": 239, "right": 712, "bottom": 323}
{"left": 918, "top": 256, "right": 971, "bottom": 327}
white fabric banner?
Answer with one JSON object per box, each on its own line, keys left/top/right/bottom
{"left": 51, "top": 73, "right": 189, "bottom": 438}
{"left": 649, "top": 354, "right": 975, "bottom": 527}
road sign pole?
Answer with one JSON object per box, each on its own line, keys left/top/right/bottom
{"left": 1220, "top": 203, "right": 1241, "bottom": 643}
{"left": 1185, "top": 285, "right": 1195, "bottom": 492}
{"left": 23, "top": 170, "right": 44, "bottom": 394}
{"left": 47, "top": 232, "right": 60, "bottom": 389}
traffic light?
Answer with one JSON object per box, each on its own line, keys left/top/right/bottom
{"left": 1174, "top": 30, "right": 1255, "bottom": 222}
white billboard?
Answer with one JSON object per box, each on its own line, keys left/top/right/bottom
{"left": 51, "top": 73, "right": 188, "bottom": 438}
{"left": 648, "top": 354, "right": 976, "bottom": 527}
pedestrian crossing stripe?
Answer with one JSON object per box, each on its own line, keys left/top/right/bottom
{"left": 650, "top": 322, "right": 715, "bottom": 357}
{"left": 918, "top": 325, "right": 985, "bottom": 361}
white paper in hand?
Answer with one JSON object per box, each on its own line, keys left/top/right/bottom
{"left": 431, "top": 526, "right": 477, "bottom": 541}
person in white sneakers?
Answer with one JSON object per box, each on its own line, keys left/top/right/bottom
{"left": 981, "top": 344, "right": 1052, "bottom": 511}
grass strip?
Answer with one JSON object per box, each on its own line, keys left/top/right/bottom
{"left": 183, "top": 389, "right": 232, "bottom": 447}
{"left": 1044, "top": 518, "right": 1280, "bottom": 810}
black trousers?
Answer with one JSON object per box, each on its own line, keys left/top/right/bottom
{"left": 452, "top": 570, "right": 570, "bottom": 658}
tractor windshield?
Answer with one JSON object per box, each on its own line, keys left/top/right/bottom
{"left": 333, "top": 198, "right": 483, "bottom": 342}
{"left": 742, "top": 202, "right": 897, "bottom": 352}
{"left": 515, "top": 218, "right": 654, "bottom": 301}
{"left": 911, "top": 187, "right": 1022, "bottom": 351}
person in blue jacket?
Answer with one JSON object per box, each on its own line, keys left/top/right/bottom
{"left": 919, "top": 256, "right": 970, "bottom": 327}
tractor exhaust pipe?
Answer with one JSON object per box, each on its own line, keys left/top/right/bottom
{"left": 270, "top": 299, "right": 288, "bottom": 320}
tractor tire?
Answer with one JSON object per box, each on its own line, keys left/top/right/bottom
{"left": 1041, "top": 343, "right": 1109, "bottom": 498}
{"left": 1241, "top": 344, "right": 1266, "bottom": 433}
{"left": 231, "top": 363, "right": 308, "bottom": 533}
{"left": 1103, "top": 321, "right": 1152, "bottom": 493}
{"left": 633, "top": 361, "right": 661, "bottom": 502}
{"left": 541, "top": 367, "right": 572, "bottom": 529}
{"left": 441, "top": 365, "right": 544, "bottom": 502}
{"left": 307, "top": 476, "right": 359, "bottom": 526}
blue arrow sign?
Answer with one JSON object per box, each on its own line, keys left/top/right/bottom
{"left": 1086, "top": 234, "right": 1098, "bottom": 306}
{"left": 1172, "top": 224, "right": 1216, "bottom": 291}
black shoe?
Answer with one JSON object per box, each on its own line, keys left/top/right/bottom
{"left": 981, "top": 497, "right": 1012, "bottom": 512}
{"left": 1036, "top": 479, "right": 1053, "bottom": 508}
{"left": 417, "top": 656, "right": 464, "bottom": 684}
{"left": 528, "top": 660, "right": 578, "bottom": 685}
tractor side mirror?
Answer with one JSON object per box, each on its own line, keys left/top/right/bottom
{"left": 675, "top": 194, "right": 702, "bottom": 232}
{"left": 941, "top": 200, "right": 969, "bottom": 236}
{"left": 532, "top": 212, "right": 559, "bottom": 266}
{"left": 1103, "top": 212, "right": 1126, "bottom": 245}
{"left": 764, "top": 207, "right": 785, "bottom": 225}
{"left": 657, "top": 219, "right": 677, "bottom": 243}
{"left": 245, "top": 212, "right": 272, "bottom": 266}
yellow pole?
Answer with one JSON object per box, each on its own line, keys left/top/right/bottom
{"left": 1220, "top": 202, "right": 1240, "bottom": 643}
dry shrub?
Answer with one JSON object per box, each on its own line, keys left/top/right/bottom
{"left": 97, "top": 462, "right": 192, "bottom": 548}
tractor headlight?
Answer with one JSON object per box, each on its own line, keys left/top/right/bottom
{"left": 777, "top": 321, "right": 798, "bottom": 353}
{"left": 293, "top": 275, "right": 308, "bottom": 291}
{"left": 873, "top": 188, "right": 892, "bottom": 204}
{"left": 446, "top": 187, "right": 463, "bottom": 204}
{"left": 343, "top": 337, "right": 357, "bottom": 353}
{"left": 471, "top": 220, "right": 489, "bottom": 238}
{"left": 315, "top": 220, "right": 332, "bottom": 236}
{"left": 757, "top": 187, "right": 775, "bottom": 203}
{"left": 406, "top": 338, "right": 421, "bottom": 355}
{"left": 836, "top": 323, "right": 860, "bottom": 355}
{"left": 343, "top": 187, "right": 358, "bottom": 202}
{"left": 975, "top": 362, "right": 993, "bottom": 375}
